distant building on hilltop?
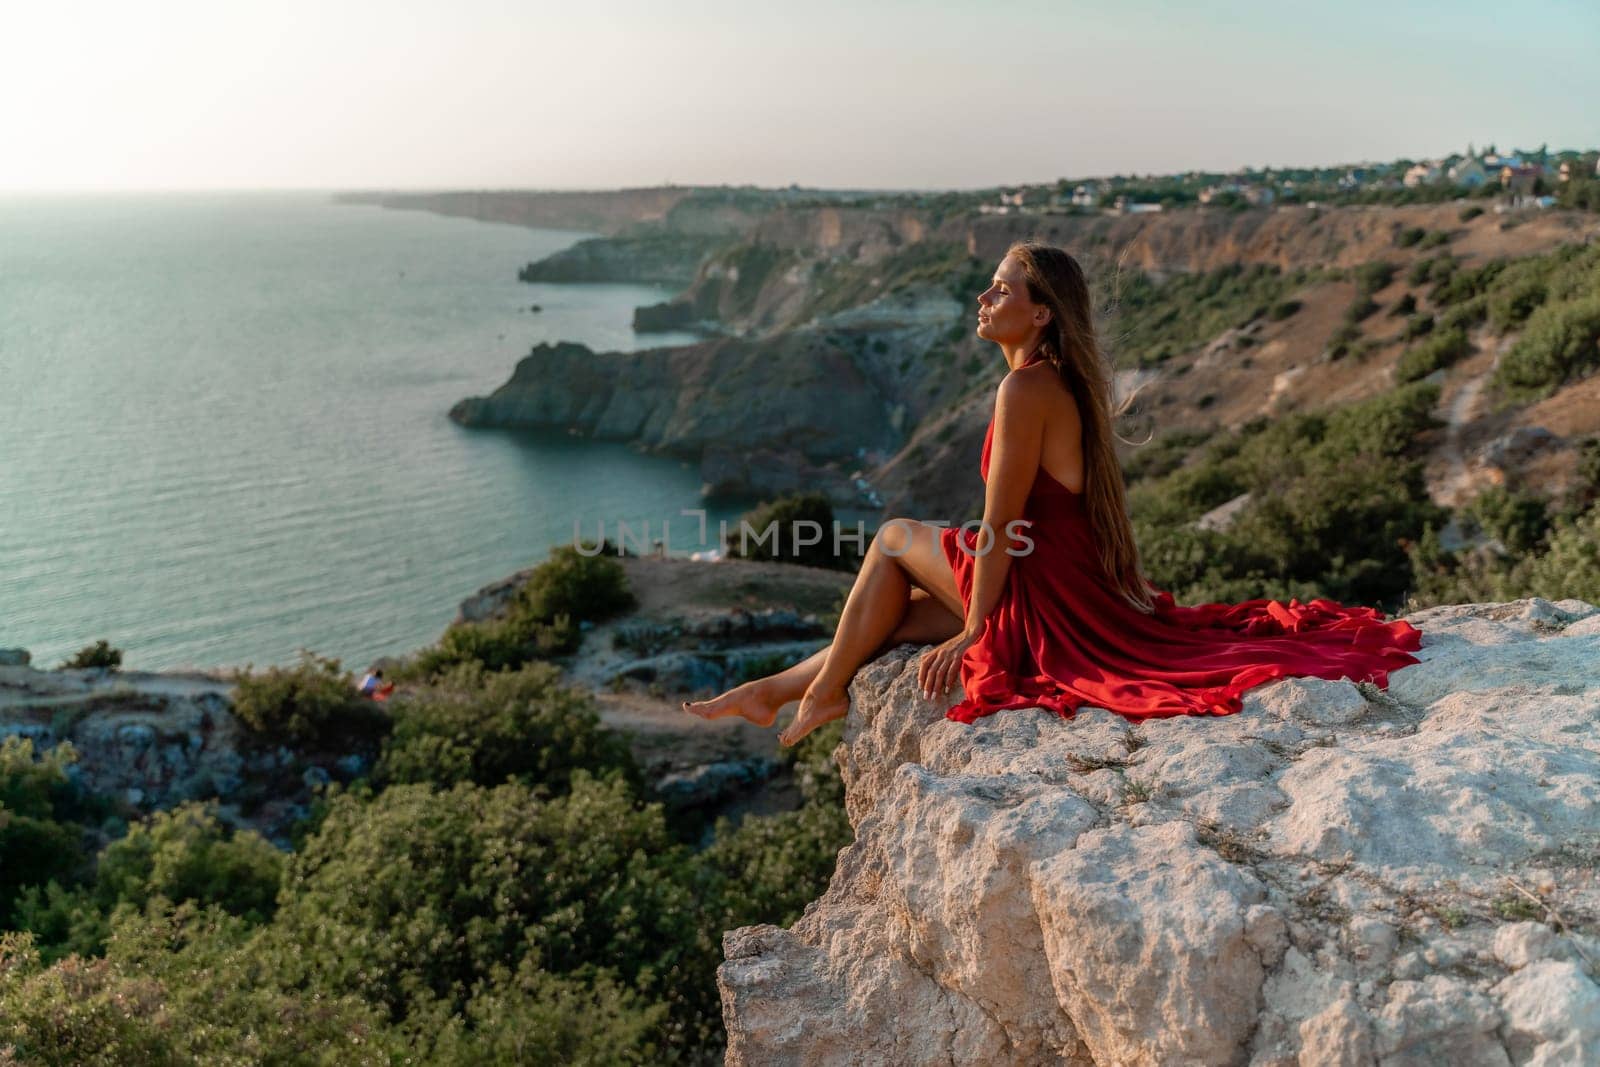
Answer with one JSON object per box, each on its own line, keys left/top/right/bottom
{"left": 1070, "top": 183, "right": 1101, "bottom": 208}
{"left": 1501, "top": 164, "right": 1543, "bottom": 197}
{"left": 1337, "top": 168, "right": 1368, "bottom": 191}
{"left": 1403, "top": 162, "right": 1442, "bottom": 187}
{"left": 1448, "top": 157, "right": 1489, "bottom": 188}
{"left": 1112, "top": 196, "right": 1162, "bottom": 214}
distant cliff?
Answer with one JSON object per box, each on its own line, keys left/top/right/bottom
{"left": 447, "top": 339, "right": 899, "bottom": 506}
{"left": 719, "top": 596, "right": 1600, "bottom": 1065}
{"left": 441, "top": 194, "right": 1600, "bottom": 519}
{"left": 336, "top": 188, "right": 696, "bottom": 236}
{"left": 517, "top": 232, "right": 728, "bottom": 287}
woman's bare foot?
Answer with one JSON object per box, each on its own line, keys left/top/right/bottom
{"left": 777, "top": 685, "right": 850, "bottom": 748}
{"left": 681, "top": 678, "right": 782, "bottom": 728}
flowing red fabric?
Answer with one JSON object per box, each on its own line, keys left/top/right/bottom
{"left": 937, "top": 376, "right": 1425, "bottom": 724}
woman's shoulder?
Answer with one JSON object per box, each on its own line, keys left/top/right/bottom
{"left": 999, "top": 361, "right": 1080, "bottom": 426}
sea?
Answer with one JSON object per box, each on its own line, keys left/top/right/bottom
{"left": 0, "top": 191, "right": 824, "bottom": 673}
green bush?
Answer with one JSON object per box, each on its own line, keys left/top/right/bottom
{"left": 1343, "top": 296, "right": 1379, "bottom": 324}
{"left": 270, "top": 772, "right": 715, "bottom": 1052}
{"left": 0, "top": 901, "right": 405, "bottom": 1066}
{"left": 426, "top": 955, "right": 669, "bottom": 1066}
{"left": 0, "top": 738, "right": 86, "bottom": 929}
{"left": 1432, "top": 260, "right": 1502, "bottom": 307}
{"left": 1488, "top": 275, "right": 1551, "bottom": 332}
{"left": 1400, "top": 312, "right": 1436, "bottom": 341}
{"left": 1467, "top": 485, "right": 1551, "bottom": 554}
{"left": 1354, "top": 261, "right": 1395, "bottom": 295}
{"left": 1390, "top": 293, "right": 1418, "bottom": 317}
{"left": 1395, "top": 327, "right": 1472, "bottom": 383}
{"left": 1439, "top": 297, "right": 1488, "bottom": 332}
{"left": 374, "top": 660, "right": 641, "bottom": 797}
{"left": 1406, "top": 503, "right": 1600, "bottom": 609}
{"left": 1492, "top": 295, "right": 1600, "bottom": 401}
{"left": 15, "top": 801, "right": 284, "bottom": 961}
{"left": 1326, "top": 321, "right": 1362, "bottom": 360}
{"left": 1459, "top": 205, "right": 1485, "bottom": 222}
{"left": 1267, "top": 299, "right": 1302, "bottom": 321}
{"left": 1131, "top": 382, "right": 1448, "bottom": 611}
{"left": 1394, "top": 226, "right": 1426, "bottom": 248}
{"left": 436, "top": 612, "right": 579, "bottom": 671}
{"left": 229, "top": 650, "right": 390, "bottom": 751}
{"left": 1558, "top": 179, "right": 1600, "bottom": 212}
{"left": 1510, "top": 506, "right": 1600, "bottom": 602}
{"left": 1580, "top": 436, "right": 1600, "bottom": 493}
{"left": 1122, "top": 425, "right": 1217, "bottom": 484}
{"left": 696, "top": 802, "right": 849, "bottom": 935}
{"left": 392, "top": 545, "right": 631, "bottom": 680}
{"left": 517, "top": 545, "right": 636, "bottom": 625}
{"left": 726, "top": 492, "right": 849, "bottom": 569}
{"left": 60, "top": 640, "right": 121, "bottom": 671}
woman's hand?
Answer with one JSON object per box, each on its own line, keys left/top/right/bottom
{"left": 918, "top": 626, "right": 983, "bottom": 702}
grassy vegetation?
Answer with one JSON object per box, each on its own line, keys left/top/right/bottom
{"left": 1099, "top": 263, "right": 1318, "bottom": 366}
{"left": 1120, "top": 239, "right": 1600, "bottom": 612}
{"left": 1129, "top": 382, "right": 1451, "bottom": 610}
{"left": 797, "top": 240, "right": 976, "bottom": 321}
{"left": 389, "top": 545, "right": 637, "bottom": 683}
{"left": 1394, "top": 327, "right": 1471, "bottom": 383}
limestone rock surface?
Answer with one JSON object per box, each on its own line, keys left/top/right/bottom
{"left": 718, "top": 597, "right": 1600, "bottom": 1066}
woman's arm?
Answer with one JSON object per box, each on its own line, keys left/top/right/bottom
{"left": 962, "top": 373, "right": 1043, "bottom": 637}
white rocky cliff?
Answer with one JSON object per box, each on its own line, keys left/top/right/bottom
{"left": 718, "top": 598, "right": 1600, "bottom": 1065}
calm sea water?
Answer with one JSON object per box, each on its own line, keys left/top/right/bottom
{"left": 0, "top": 192, "right": 776, "bottom": 673}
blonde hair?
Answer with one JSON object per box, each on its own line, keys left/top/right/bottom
{"left": 1005, "top": 240, "right": 1158, "bottom": 614}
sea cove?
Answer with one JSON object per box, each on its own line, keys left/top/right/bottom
{"left": 0, "top": 191, "right": 740, "bottom": 672}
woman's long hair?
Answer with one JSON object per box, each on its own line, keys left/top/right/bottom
{"left": 1006, "top": 240, "right": 1159, "bottom": 614}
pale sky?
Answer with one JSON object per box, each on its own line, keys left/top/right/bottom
{"left": 3, "top": 0, "right": 1596, "bottom": 192}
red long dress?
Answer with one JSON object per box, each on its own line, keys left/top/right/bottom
{"left": 937, "top": 380, "right": 1425, "bottom": 724}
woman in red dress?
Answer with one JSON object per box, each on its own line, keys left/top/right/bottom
{"left": 683, "top": 241, "right": 1424, "bottom": 746}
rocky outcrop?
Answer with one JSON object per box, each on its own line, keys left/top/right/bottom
{"left": 718, "top": 597, "right": 1600, "bottom": 1065}
{"left": 0, "top": 666, "right": 366, "bottom": 849}
{"left": 448, "top": 337, "right": 898, "bottom": 506}
{"left": 518, "top": 232, "right": 727, "bottom": 286}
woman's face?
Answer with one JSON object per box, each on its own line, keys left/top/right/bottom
{"left": 976, "top": 254, "right": 1047, "bottom": 344}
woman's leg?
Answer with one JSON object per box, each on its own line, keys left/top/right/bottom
{"left": 681, "top": 587, "right": 964, "bottom": 727}
{"left": 777, "top": 519, "right": 964, "bottom": 746}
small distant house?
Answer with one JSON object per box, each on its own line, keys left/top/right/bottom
{"left": 1199, "top": 179, "right": 1244, "bottom": 204}
{"left": 1242, "top": 185, "right": 1275, "bottom": 207}
{"left": 1448, "top": 158, "right": 1489, "bottom": 188}
{"left": 1337, "top": 168, "right": 1367, "bottom": 191}
{"left": 1113, "top": 196, "right": 1162, "bottom": 215}
{"left": 1500, "top": 164, "right": 1543, "bottom": 197}
{"left": 1070, "top": 183, "right": 1100, "bottom": 208}
{"left": 1403, "top": 162, "right": 1441, "bottom": 187}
